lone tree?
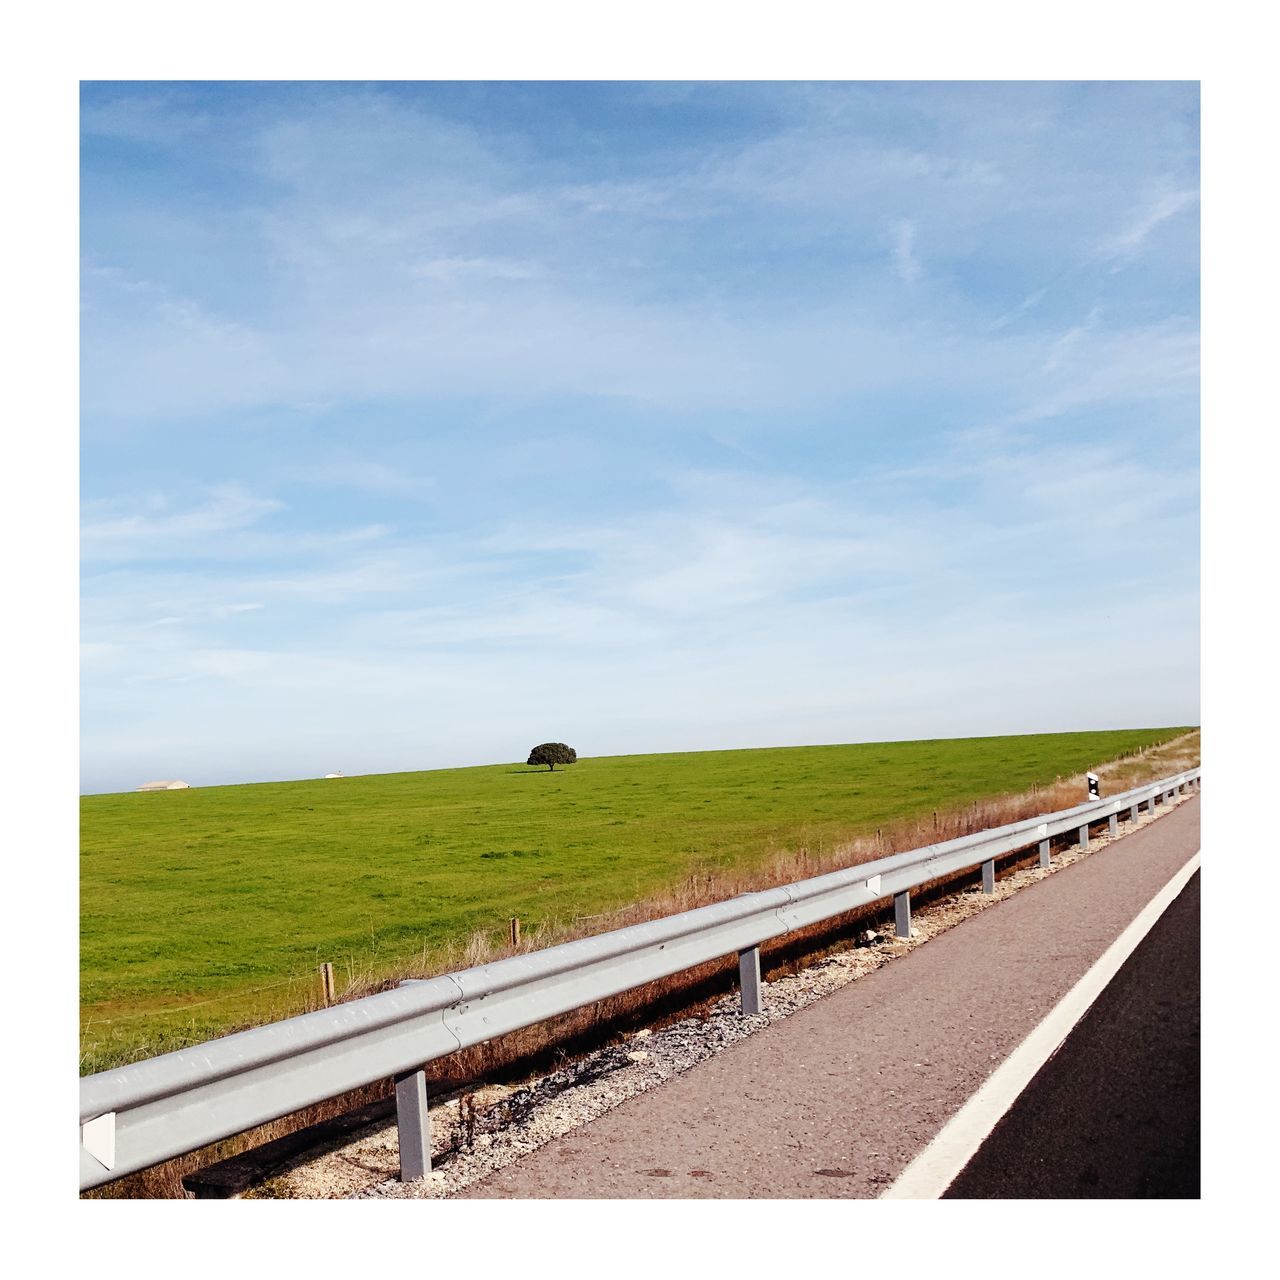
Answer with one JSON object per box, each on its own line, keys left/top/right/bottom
{"left": 527, "top": 742, "right": 577, "bottom": 772}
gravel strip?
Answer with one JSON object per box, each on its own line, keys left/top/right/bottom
{"left": 255, "top": 791, "right": 1197, "bottom": 1199}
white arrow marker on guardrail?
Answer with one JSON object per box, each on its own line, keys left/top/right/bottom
{"left": 81, "top": 1112, "right": 115, "bottom": 1171}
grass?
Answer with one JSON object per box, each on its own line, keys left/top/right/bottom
{"left": 80, "top": 727, "right": 1193, "bottom": 1075}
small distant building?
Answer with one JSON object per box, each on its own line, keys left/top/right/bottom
{"left": 137, "top": 780, "right": 190, "bottom": 792}
{"left": 324, "top": 772, "right": 344, "bottom": 779}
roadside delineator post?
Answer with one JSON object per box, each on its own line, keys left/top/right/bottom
{"left": 395, "top": 1069, "right": 431, "bottom": 1181}
{"left": 738, "top": 946, "right": 763, "bottom": 1015}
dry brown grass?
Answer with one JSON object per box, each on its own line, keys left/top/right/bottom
{"left": 84, "top": 729, "right": 1198, "bottom": 1199}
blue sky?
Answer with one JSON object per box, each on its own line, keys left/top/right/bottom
{"left": 80, "top": 81, "right": 1199, "bottom": 794}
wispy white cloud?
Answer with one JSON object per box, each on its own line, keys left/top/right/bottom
{"left": 80, "top": 92, "right": 213, "bottom": 144}
{"left": 1015, "top": 318, "right": 1198, "bottom": 423}
{"left": 409, "top": 256, "right": 544, "bottom": 282}
{"left": 81, "top": 486, "right": 284, "bottom": 559}
{"left": 84, "top": 250, "right": 1042, "bottom": 417}
{"left": 988, "top": 288, "right": 1047, "bottom": 332}
{"left": 1041, "top": 306, "right": 1103, "bottom": 372}
{"left": 80, "top": 486, "right": 393, "bottom": 563}
{"left": 299, "top": 460, "right": 437, "bottom": 500}
{"left": 1095, "top": 187, "right": 1198, "bottom": 260}
{"left": 889, "top": 219, "right": 922, "bottom": 284}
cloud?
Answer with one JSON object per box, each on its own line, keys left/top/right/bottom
{"left": 988, "top": 288, "right": 1047, "bottom": 332}
{"left": 83, "top": 245, "right": 1041, "bottom": 418}
{"left": 1015, "top": 318, "right": 1198, "bottom": 423}
{"left": 80, "top": 486, "right": 394, "bottom": 564}
{"left": 1096, "top": 188, "right": 1198, "bottom": 259}
{"left": 299, "top": 460, "right": 437, "bottom": 500}
{"left": 409, "top": 256, "right": 544, "bottom": 282}
{"left": 1041, "top": 306, "right": 1103, "bottom": 372}
{"left": 81, "top": 486, "right": 284, "bottom": 560}
{"left": 80, "top": 92, "right": 212, "bottom": 145}
{"left": 889, "top": 219, "right": 922, "bottom": 284}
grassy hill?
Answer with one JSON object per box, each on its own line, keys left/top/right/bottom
{"left": 80, "top": 727, "right": 1191, "bottom": 1072}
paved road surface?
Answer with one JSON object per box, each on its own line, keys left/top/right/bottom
{"left": 460, "top": 796, "right": 1200, "bottom": 1198}
{"left": 945, "top": 870, "right": 1199, "bottom": 1198}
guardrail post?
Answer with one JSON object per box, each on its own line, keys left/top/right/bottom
{"left": 1130, "top": 803, "right": 1140, "bottom": 823}
{"left": 738, "top": 946, "right": 763, "bottom": 1015}
{"left": 894, "top": 891, "right": 911, "bottom": 939}
{"left": 1038, "top": 838, "right": 1050, "bottom": 869}
{"left": 1078, "top": 823, "right": 1089, "bottom": 849}
{"left": 1109, "top": 814, "right": 1118, "bottom": 838}
{"left": 395, "top": 1069, "right": 431, "bottom": 1182}
{"left": 982, "top": 858, "right": 995, "bottom": 894}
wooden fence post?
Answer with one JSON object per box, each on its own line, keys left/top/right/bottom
{"left": 509, "top": 917, "right": 521, "bottom": 948}
{"left": 319, "top": 962, "right": 335, "bottom": 1006}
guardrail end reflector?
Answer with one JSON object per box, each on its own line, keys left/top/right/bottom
{"left": 82, "top": 1112, "right": 116, "bottom": 1171}
{"left": 865, "top": 874, "right": 882, "bottom": 895}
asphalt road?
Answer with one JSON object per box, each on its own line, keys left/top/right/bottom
{"left": 460, "top": 796, "right": 1201, "bottom": 1198}
{"left": 944, "top": 870, "right": 1200, "bottom": 1199}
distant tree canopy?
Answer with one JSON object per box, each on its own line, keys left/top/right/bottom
{"left": 527, "top": 742, "right": 577, "bottom": 772}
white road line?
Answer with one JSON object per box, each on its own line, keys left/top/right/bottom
{"left": 881, "top": 849, "right": 1201, "bottom": 1200}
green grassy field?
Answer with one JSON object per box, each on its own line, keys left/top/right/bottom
{"left": 80, "top": 728, "right": 1189, "bottom": 1072}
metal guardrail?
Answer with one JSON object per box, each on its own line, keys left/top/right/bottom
{"left": 79, "top": 766, "right": 1200, "bottom": 1190}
